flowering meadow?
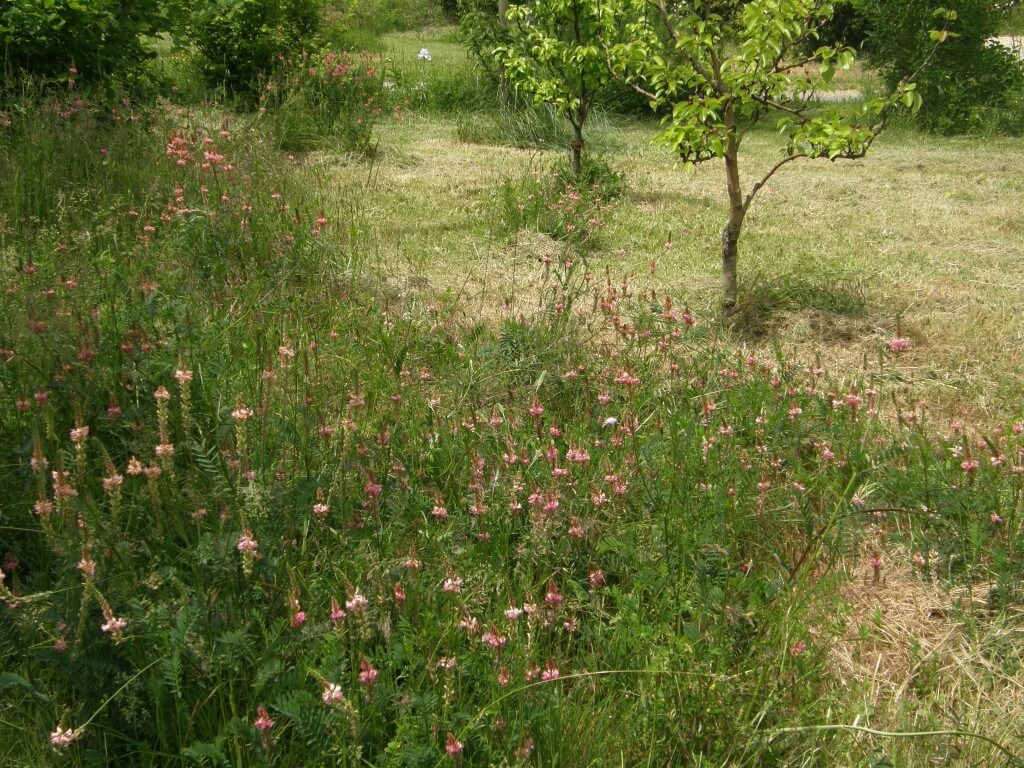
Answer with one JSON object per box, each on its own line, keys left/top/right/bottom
{"left": 1, "top": 35, "right": 1024, "bottom": 768}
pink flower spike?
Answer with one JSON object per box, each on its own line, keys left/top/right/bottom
{"left": 445, "top": 732, "right": 464, "bottom": 756}
{"left": 49, "top": 724, "right": 77, "bottom": 748}
{"left": 254, "top": 706, "right": 275, "bottom": 732}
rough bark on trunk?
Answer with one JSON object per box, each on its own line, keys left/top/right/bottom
{"left": 721, "top": 101, "right": 744, "bottom": 315}
{"left": 571, "top": 124, "right": 584, "bottom": 178}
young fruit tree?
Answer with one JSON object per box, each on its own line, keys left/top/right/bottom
{"left": 495, "top": 0, "right": 617, "bottom": 176}
{"left": 611, "top": 0, "right": 951, "bottom": 314}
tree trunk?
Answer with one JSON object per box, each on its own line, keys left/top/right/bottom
{"left": 721, "top": 102, "right": 744, "bottom": 315}
{"left": 498, "top": 0, "right": 510, "bottom": 107}
{"left": 571, "top": 123, "right": 583, "bottom": 178}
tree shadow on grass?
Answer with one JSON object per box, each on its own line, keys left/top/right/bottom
{"left": 729, "top": 268, "right": 869, "bottom": 340}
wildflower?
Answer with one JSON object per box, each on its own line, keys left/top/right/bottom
{"left": 544, "top": 581, "right": 562, "bottom": 605}
{"left": 253, "top": 706, "right": 275, "bottom": 732}
{"left": 541, "top": 660, "right": 560, "bottom": 681}
{"left": 888, "top": 337, "right": 910, "bottom": 353}
{"left": 232, "top": 404, "right": 253, "bottom": 421}
{"left": 346, "top": 592, "right": 368, "bottom": 612}
{"left": 442, "top": 577, "right": 463, "bottom": 594}
{"left": 393, "top": 582, "right": 406, "bottom": 603}
{"left": 504, "top": 605, "right": 523, "bottom": 620}
{"left": 153, "top": 386, "right": 171, "bottom": 402}
{"left": 236, "top": 531, "right": 258, "bottom": 555}
{"left": 481, "top": 626, "right": 508, "bottom": 649}
{"left": 869, "top": 554, "right": 883, "bottom": 583}
{"left": 911, "top": 553, "right": 927, "bottom": 568}
{"left": 330, "top": 597, "right": 347, "bottom": 624}
{"left": 49, "top": 724, "right": 77, "bottom": 748}
{"left": 418, "top": 48, "right": 432, "bottom": 62}
{"left": 497, "top": 667, "right": 510, "bottom": 686}
{"left": 174, "top": 369, "right": 193, "bottom": 384}
{"left": 100, "top": 616, "right": 127, "bottom": 636}
{"left": 358, "top": 659, "right": 378, "bottom": 686}
{"left": 445, "top": 732, "right": 463, "bottom": 756}
{"left": 789, "top": 640, "right": 807, "bottom": 657}
{"left": 291, "top": 609, "right": 307, "bottom": 628}
{"left": 69, "top": 426, "right": 89, "bottom": 444}
{"left": 77, "top": 555, "right": 96, "bottom": 579}
{"left": 322, "top": 683, "right": 345, "bottom": 705}
{"left": 588, "top": 568, "right": 605, "bottom": 589}
{"left": 155, "top": 443, "right": 174, "bottom": 458}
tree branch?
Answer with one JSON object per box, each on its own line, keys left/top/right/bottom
{"left": 742, "top": 152, "right": 807, "bottom": 215}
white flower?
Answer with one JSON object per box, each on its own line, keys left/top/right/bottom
{"left": 418, "top": 48, "right": 432, "bottom": 62}
{"left": 602, "top": 417, "right": 618, "bottom": 428}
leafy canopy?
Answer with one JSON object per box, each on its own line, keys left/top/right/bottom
{"left": 610, "top": 0, "right": 928, "bottom": 168}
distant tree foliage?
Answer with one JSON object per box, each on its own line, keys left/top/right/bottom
{"left": 858, "top": 0, "right": 1024, "bottom": 133}
{"left": 0, "top": 0, "right": 175, "bottom": 80}
{"left": 188, "top": 0, "right": 321, "bottom": 95}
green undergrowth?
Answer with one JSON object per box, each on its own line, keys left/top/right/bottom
{"left": 0, "top": 83, "right": 1022, "bottom": 768}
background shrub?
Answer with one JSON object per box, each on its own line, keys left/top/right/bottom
{"left": 0, "top": 0, "right": 173, "bottom": 81}
{"left": 858, "top": 0, "right": 1024, "bottom": 134}
{"left": 188, "top": 0, "right": 321, "bottom": 95}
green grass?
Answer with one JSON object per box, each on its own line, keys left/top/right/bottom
{"left": 1, "top": 17, "right": 1024, "bottom": 768}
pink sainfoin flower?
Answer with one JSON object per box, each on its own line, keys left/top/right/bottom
{"left": 445, "top": 732, "right": 464, "bottom": 756}
{"left": 442, "top": 576, "right": 463, "bottom": 594}
{"left": 888, "top": 337, "right": 910, "bottom": 353}
{"left": 481, "top": 626, "right": 508, "bottom": 649}
{"left": 236, "top": 531, "right": 258, "bottom": 555}
{"left": 322, "top": 682, "right": 345, "bottom": 704}
{"left": 541, "top": 660, "right": 560, "bottom": 681}
{"left": 330, "top": 597, "right": 347, "bottom": 624}
{"left": 358, "top": 659, "right": 378, "bottom": 686}
{"left": 100, "top": 616, "right": 127, "bottom": 636}
{"left": 346, "top": 592, "right": 368, "bottom": 612}
{"left": 49, "top": 724, "right": 77, "bottom": 748}
{"left": 232, "top": 404, "right": 253, "bottom": 421}
{"left": 254, "top": 706, "right": 275, "bottom": 732}
{"left": 544, "top": 581, "right": 562, "bottom": 605}
{"left": 69, "top": 426, "right": 89, "bottom": 444}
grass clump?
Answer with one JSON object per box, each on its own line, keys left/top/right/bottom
{"left": 496, "top": 156, "right": 621, "bottom": 249}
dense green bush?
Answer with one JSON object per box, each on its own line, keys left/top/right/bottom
{"left": 0, "top": 0, "right": 173, "bottom": 81}
{"left": 859, "top": 0, "right": 1024, "bottom": 133}
{"left": 188, "top": 0, "right": 321, "bottom": 94}
{"left": 815, "top": 0, "right": 873, "bottom": 50}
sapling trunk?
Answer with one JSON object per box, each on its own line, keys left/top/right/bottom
{"left": 571, "top": 124, "right": 584, "bottom": 178}
{"left": 721, "top": 102, "right": 744, "bottom": 315}
{"left": 498, "top": 0, "right": 510, "bottom": 107}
